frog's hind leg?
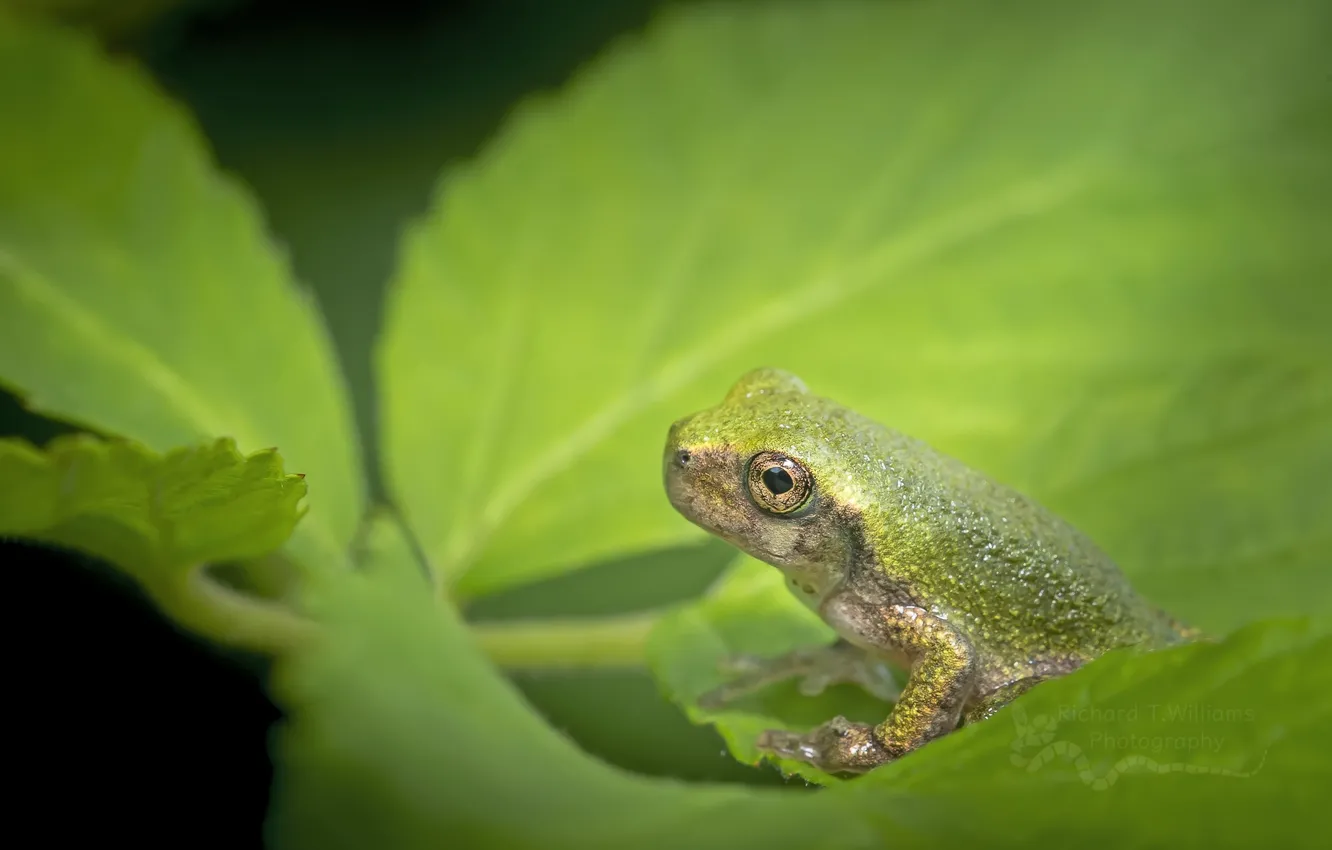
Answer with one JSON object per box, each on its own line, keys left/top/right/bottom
{"left": 698, "top": 638, "right": 902, "bottom": 710}
{"left": 1167, "top": 614, "right": 1205, "bottom": 642}
{"left": 962, "top": 676, "right": 1047, "bottom": 725}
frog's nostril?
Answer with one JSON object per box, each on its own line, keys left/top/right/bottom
{"left": 677, "top": 450, "right": 692, "bottom": 466}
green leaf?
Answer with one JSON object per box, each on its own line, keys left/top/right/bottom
{"left": 0, "top": 434, "right": 312, "bottom": 651}
{"left": 266, "top": 517, "right": 875, "bottom": 850}
{"left": 270, "top": 519, "right": 1328, "bottom": 846}
{"left": 379, "top": 0, "right": 1332, "bottom": 620}
{"left": 3, "top": 0, "right": 196, "bottom": 40}
{"left": 0, "top": 14, "right": 363, "bottom": 571}
{"left": 849, "top": 615, "right": 1332, "bottom": 847}
{"left": 648, "top": 555, "right": 1332, "bottom": 796}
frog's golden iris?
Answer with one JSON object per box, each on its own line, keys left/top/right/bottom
{"left": 746, "top": 451, "right": 811, "bottom": 514}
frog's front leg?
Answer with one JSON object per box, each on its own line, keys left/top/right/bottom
{"left": 757, "top": 593, "right": 977, "bottom": 774}
{"left": 698, "top": 638, "right": 901, "bottom": 709}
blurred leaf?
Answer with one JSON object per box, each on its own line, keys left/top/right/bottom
{"left": 270, "top": 517, "right": 1328, "bottom": 845}
{"left": 0, "top": 14, "right": 363, "bottom": 571}
{"left": 379, "top": 0, "right": 1332, "bottom": 619}
{"left": 0, "top": 0, "right": 196, "bottom": 41}
{"left": 0, "top": 434, "right": 310, "bottom": 649}
{"left": 266, "top": 515, "right": 875, "bottom": 850}
{"left": 0, "top": 434, "right": 305, "bottom": 567}
{"left": 465, "top": 538, "right": 738, "bottom": 621}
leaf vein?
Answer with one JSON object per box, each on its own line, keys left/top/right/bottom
{"left": 456, "top": 165, "right": 1097, "bottom": 576}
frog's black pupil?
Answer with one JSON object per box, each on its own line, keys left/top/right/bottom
{"left": 762, "top": 466, "right": 794, "bottom": 495}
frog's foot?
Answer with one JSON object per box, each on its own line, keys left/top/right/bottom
{"left": 698, "top": 641, "right": 901, "bottom": 710}
{"left": 757, "top": 716, "right": 892, "bottom": 774}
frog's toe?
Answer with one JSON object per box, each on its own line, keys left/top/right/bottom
{"left": 715, "top": 653, "right": 770, "bottom": 675}
{"left": 696, "top": 683, "right": 740, "bottom": 710}
{"left": 859, "top": 664, "right": 903, "bottom": 703}
{"left": 698, "top": 651, "right": 815, "bottom": 708}
{"left": 797, "top": 661, "right": 901, "bottom": 703}
{"left": 756, "top": 727, "right": 823, "bottom": 764}
{"left": 757, "top": 716, "right": 892, "bottom": 774}
{"left": 796, "top": 670, "right": 837, "bottom": 697}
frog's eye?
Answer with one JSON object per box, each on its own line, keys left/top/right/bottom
{"left": 746, "top": 451, "right": 812, "bottom": 514}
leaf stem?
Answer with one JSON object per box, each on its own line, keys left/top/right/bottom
{"left": 148, "top": 565, "right": 319, "bottom": 655}
{"left": 467, "top": 610, "right": 665, "bottom": 670}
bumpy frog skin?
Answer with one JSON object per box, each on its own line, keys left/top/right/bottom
{"left": 663, "top": 368, "right": 1194, "bottom": 774}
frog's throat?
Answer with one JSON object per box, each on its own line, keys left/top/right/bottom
{"left": 765, "top": 501, "right": 875, "bottom": 608}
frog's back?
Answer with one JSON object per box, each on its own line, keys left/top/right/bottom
{"left": 853, "top": 413, "right": 1183, "bottom": 662}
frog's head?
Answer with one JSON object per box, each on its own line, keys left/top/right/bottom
{"left": 664, "top": 368, "right": 870, "bottom": 579}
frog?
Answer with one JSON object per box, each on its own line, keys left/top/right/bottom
{"left": 662, "top": 368, "right": 1196, "bottom": 774}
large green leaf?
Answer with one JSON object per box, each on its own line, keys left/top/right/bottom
{"left": 846, "top": 615, "right": 1332, "bottom": 848}
{"left": 0, "top": 434, "right": 311, "bottom": 651}
{"left": 265, "top": 516, "right": 874, "bottom": 850}
{"left": 650, "top": 557, "right": 1332, "bottom": 791}
{"left": 0, "top": 14, "right": 363, "bottom": 570}
{"left": 379, "top": 0, "right": 1332, "bottom": 622}
{"left": 268, "top": 516, "right": 1329, "bottom": 847}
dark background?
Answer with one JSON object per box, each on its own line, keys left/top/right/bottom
{"left": 1, "top": 1, "right": 788, "bottom": 846}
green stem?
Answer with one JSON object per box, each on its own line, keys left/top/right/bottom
{"left": 154, "top": 558, "right": 664, "bottom": 669}
{"left": 467, "top": 610, "right": 665, "bottom": 670}
{"left": 149, "top": 565, "right": 319, "bottom": 655}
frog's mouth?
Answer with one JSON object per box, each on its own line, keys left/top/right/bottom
{"left": 664, "top": 487, "right": 733, "bottom": 543}
{"left": 663, "top": 441, "right": 796, "bottom": 564}
{"left": 665, "top": 480, "right": 787, "bottom": 564}
{"left": 689, "top": 515, "right": 787, "bottom": 565}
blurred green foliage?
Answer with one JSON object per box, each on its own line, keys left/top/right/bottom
{"left": 0, "top": 435, "right": 310, "bottom": 651}
{"left": 1, "top": 0, "right": 1330, "bottom": 846}
{"left": 0, "top": 436, "right": 305, "bottom": 572}
{"left": 0, "top": 16, "right": 364, "bottom": 569}
{"left": 0, "top": 0, "right": 232, "bottom": 41}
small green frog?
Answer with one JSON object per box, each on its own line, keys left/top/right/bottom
{"left": 663, "top": 368, "right": 1195, "bottom": 774}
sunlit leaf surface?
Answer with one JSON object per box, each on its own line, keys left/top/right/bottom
{"left": 379, "top": 0, "right": 1332, "bottom": 626}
